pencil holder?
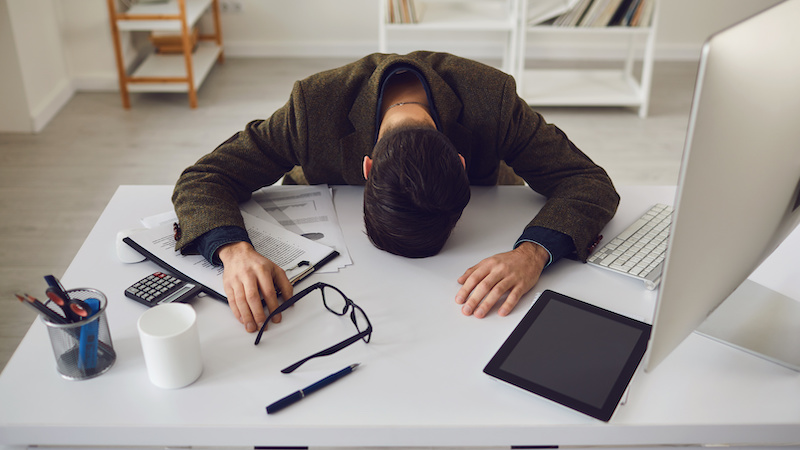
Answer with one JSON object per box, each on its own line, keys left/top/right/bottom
{"left": 41, "top": 288, "right": 116, "bottom": 380}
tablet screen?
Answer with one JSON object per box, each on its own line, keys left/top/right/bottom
{"left": 484, "top": 290, "right": 651, "bottom": 421}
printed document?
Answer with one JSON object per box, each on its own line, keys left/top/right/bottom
{"left": 247, "top": 185, "right": 352, "bottom": 272}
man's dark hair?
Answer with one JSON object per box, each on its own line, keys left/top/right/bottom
{"left": 364, "top": 126, "right": 471, "bottom": 258}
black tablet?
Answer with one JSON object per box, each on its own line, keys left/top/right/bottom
{"left": 484, "top": 290, "right": 651, "bottom": 422}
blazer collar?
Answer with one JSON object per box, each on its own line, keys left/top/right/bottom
{"left": 340, "top": 54, "right": 473, "bottom": 183}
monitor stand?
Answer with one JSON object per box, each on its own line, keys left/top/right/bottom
{"left": 696, "top": 279, "right": 800, "bottom": 371}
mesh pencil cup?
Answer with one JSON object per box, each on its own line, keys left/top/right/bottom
{"left": 41, "top": 288, "right": 116, "bottom": 380}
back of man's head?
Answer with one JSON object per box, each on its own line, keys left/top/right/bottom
{"left": 364, "top": 126, "right": 470, "bottom": 258}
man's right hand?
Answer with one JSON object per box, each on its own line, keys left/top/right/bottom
{"left": 217, "top": 241, "right": 293, "bottom": 333}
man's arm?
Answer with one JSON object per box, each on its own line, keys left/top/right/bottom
{"left": 172, "top": 86, "right": 308, "bottom": 332}
{"left": 172, "top": 80, "right": 310, "bottom": 254}
{"left": 172, "top": 125, "right": 295, "bottom": 333}
{"left": 456, "top": 75, "right": 619, "bottom": 318}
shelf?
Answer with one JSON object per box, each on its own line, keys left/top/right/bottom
{"left": 519, "top": 69, "right": 643, "bottom": 106}
{"left": 516, "top": 0, "right": 659, "bottom": 116}
{"left": 116, "top": 0, "right": 212, "bottom": 31}
{"left": 384, "top": 1, "right": 515, "bottom": 30}
{"left": 128, "top": 42, "right": 222, "bottom": 93}
{"left": 107, "top": 0, "right": 224, "bottom": 108}
{"left": 526, "top": 24, "right": 652, "bottom": 35}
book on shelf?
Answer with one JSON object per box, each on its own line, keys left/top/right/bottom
{"left": 527, "top": 0, "right": 582, "bottom": 26}
{"left": 552, "top": 0, "right": 592, "bottom": 26}
{"left": 386, "top": 0, "right": 418, "bottom": 24}
{"left": 550, "top": 0, "right": 654, "bottom": 28}
{"left": 630, "top": 0, "right": 655, "bottom": 27}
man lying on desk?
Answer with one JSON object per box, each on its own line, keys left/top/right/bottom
{"left": 172, "top": 51, "right": 619, "bottom": 333}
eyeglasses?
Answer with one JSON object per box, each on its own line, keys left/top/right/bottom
{"left": 254, "top": 282, "right": 372, "bottom": 373}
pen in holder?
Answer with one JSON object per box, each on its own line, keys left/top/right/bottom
{"left": 41, "top": 288, "right": 116, "bottom": 380}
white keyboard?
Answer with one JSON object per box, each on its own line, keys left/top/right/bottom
{"left": 587, "top": 204, "right": 673, "bottom": 290}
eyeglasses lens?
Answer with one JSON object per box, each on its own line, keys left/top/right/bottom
{"left": 319, "top": 285, "right": 370, "bottom": 341}
{"left": 320, "top": 285, "right": 349, "bottom": 315}
{"left": 352, "top": 306, "right": 371, "bottom": 342}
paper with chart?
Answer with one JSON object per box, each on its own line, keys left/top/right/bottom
{"left": 249, "top": 185, "right": 352, "bottom": 272}
{"left": 125, "top": 210, "right": 339, "bottom": 299}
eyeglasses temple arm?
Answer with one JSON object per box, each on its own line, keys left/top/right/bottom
{"left": 253, "top": 301, "right": 294, "bottom": 345}
{"left": 280, "top": 329, "right": 371, "bottom": 374}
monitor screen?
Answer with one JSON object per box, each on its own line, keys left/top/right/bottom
{"left": 645, "top": 0, "right": 800, "bottom": 372}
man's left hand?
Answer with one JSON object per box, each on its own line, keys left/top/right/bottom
{"left": 455, "top": 242, "right": 549, "bottom": 318}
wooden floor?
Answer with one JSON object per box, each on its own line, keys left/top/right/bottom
{"left": 0, "top": 57, "right": 698, "bottom": 373}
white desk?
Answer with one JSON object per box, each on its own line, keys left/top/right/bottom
{"left": 1, "top": 185, "right": 799, "bottom": 448}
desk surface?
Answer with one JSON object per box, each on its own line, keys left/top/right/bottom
{"left": 1, "top": 185, "right": 799, "bottom": 448}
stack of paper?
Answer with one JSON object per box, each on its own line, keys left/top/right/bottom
{"left": 245, "top": 185, "right": 352, "bottom": 273}
{"left": 125, "top": 185, "right": 351, "bottom": 301}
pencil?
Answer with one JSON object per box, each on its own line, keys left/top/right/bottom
{"left": 16, "top": 293, "right": 68, "bottom": 324}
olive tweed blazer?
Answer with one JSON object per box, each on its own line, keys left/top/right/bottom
{"left": 172, "top": 51, "right": 619, "bottom": 261}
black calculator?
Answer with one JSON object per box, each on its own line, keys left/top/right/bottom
{"left": 124, "top": 272, "right": 203, "bottom": 307}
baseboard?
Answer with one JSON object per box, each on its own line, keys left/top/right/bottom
{"left": 71, "top": 41, "right": 701, "bottom": 93}
{"left": 223, "top": 40, "right": 701, "bottom": 62}
{"left": 28, "top": 79, "right": 74, "bottom": 133}
{"left": 224, "top": 41, "right": 379, "bottom": 58}
{"left": 72, "top": 75, "right": 122, "bottom": 93}
{"left": 223, "top": 40, "right": 511, "bottom": 60}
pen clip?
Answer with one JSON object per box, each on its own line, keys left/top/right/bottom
{"left": 288, "top": 266, "right": 315, "bottom": 285}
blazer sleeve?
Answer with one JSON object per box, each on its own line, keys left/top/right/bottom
{"left": 497, "top": 77, "right": 620, "bottom": 261}
{"left": 171, "top": 83, "right": 309, "bottom": 252}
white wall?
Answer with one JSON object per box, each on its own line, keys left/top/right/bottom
{"left": 1, "top": 0, "right": 72, "bottom": 133}
{"left": 657, "top": 0, "right": 782, "bottom": 58}
{"left": 56, "top": 0, "right": 134, "bottom": 91}
{"left": 209, "top": 0, "right": 379, "bottom": 56}
{"left": 0, "top": 1, "right": 30, "bottom": 132}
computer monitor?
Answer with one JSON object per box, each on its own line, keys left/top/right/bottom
{"left": 644, "top": 0, "right": 800, "bottom": 372}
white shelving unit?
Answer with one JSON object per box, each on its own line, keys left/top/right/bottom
{"left": 377, "top": 0, "right": 659, "bottom": 117}
{"left": 516, "top": 0, "right": 659, "bottom": 117}
{"left": 106, "top": 0, "right": 224, "bottom": 108}
{"left": 378, "top": 0, "right": 521, "bottom": 76}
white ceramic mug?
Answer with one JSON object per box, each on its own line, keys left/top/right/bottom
{"left": 137, "top": 303, "right": 203, "bottom": 389}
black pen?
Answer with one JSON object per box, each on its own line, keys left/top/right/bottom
{"left": 287, "top": 251, "right": 340, "bottom": 286}
{"left": 266, "top": 363, "right": 360, "bottom": 414}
